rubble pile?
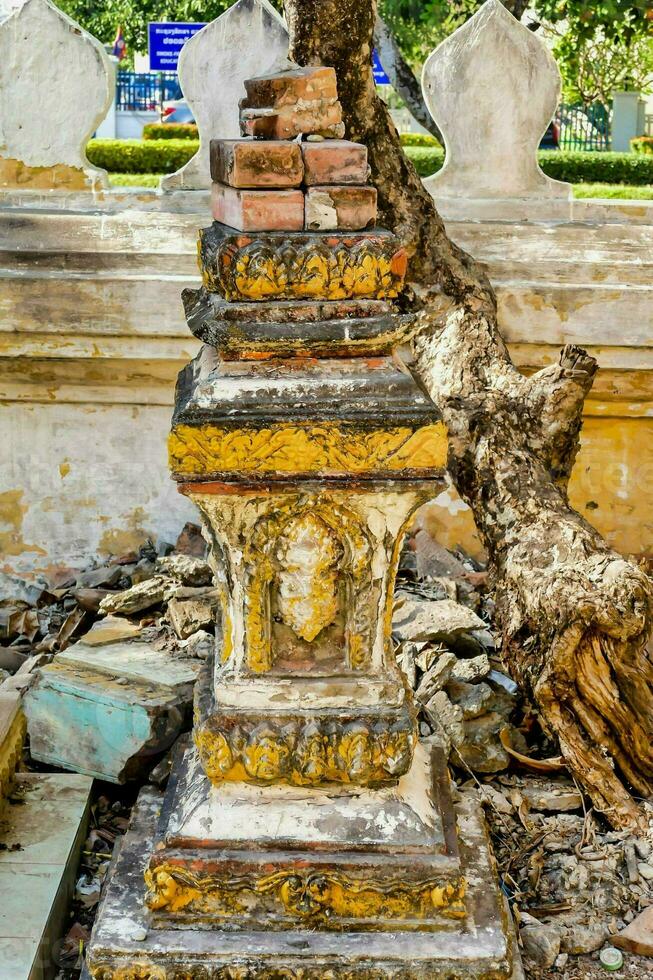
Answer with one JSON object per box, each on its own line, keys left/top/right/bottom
{"left": 0, "top": 522, "right": 213, "bottom": 680}
{"left": 2, "top": 525, "right": 653, "bottom": 978}
{"left": 393, "top": 533, "right": 653, "bottom": 979}
{"left": 393, "top": 535, "right": 522, "bottom": 776}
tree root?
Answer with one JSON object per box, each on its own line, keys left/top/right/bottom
{"left": 284, "top": 0, "right": 653, "bottom": 829}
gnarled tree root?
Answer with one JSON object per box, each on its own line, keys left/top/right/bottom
{"left": 284, "top": 0, "right": 653, "bottom": 829}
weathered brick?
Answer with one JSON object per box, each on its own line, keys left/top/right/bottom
{"left": 243, "top": 66, "right": 338, "bottom": 109}
{"left": 240, "top": 101, "right": 345, "bottom": 140}
{"left": 301, "top": 140, "right": 369, "bottom": 185}
{"left": 305, "top": 185, "right": 377, "bottom": 231}
{"left": 210, "top": 139, "right": 304, "bottom": 188}
{"left": 211, "top": 183, "right": 304, "bottom": 231}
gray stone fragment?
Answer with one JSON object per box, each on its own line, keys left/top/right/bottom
{"left": 392, "top": 597, "right": 485, "bottom": 643}
{"left": 520, "top": 916, "right": 561, "bottom": 968}
{"left": 519, "top": 783, "right": 583, "bottom": 812}
{"left": 157, "top": 554, "right": 214, "bottom": 586}
{"left": 99, "top": 576, "right": 177, "bottom": 616}
{"left": 561, "top": 919, "right": 609, "bottom": 954}
{"left": 451, "top": 653, "right": 491, "bottom": 683}
{"left": 456, "top": 712, "right": 511, "bottom": 773}
{"left": 167, "top": 597, "right": 216, "bottom": 640}
{"left": 423, "top": 690, "right": 465, "bottom": 748}
{"left": 176, "top": 629, "right": 214, "bottom": 660}
{"left": 446, "top": 679, "right": 493, "bottom": 719}
{"left": 415, "top": 652, "right": 458, "bottom": 704}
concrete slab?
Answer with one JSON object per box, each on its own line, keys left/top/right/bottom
{"left": 25, "top": 639, "right": 199, "bottom": 783}
{"left": 0, "top": 772, "right": 92, "bottom": 980}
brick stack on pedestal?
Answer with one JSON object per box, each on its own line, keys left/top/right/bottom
{"left": 210, "top": 66, "right": 377, "bottom": 232}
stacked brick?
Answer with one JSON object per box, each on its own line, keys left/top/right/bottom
{"left": 209, "top": 66, "right": 377, "bottom": 233}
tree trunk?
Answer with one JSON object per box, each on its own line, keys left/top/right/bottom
{"left": 373, "top": 15, "right": 443, "bottom": 143}
{"left": 283, "top": 0, "right": 653, "bottom": 830}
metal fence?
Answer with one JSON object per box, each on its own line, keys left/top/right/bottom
{"left": 556, "top": 102, "right": 611, "bottom": 151}
{"left": 116, "top": 71, "right": 181, "bottom": 111}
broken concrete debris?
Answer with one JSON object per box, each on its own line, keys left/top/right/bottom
{"left": 25, "top": 650, "right": 197, "bottom": 783}
{"left": 0, "top": 530, "right": 216, "bottom": 788}
{"left": 392, "top": 557, "right": 519, "bottom": 775}
{"left": 0, "top": 531, "right": 653, "bottom": 976}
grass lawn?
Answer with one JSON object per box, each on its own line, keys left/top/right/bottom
{"left": 109, "top": 173, "right": 163, "bottom": 187}
{"left": 572, "top": 182, "right": 653, "bottom": 199}
{"left": 107, "top": 173, "right": 653, "bottom": 201}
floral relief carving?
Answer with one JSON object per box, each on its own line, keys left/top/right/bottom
{"left": 194, "top": 713, "right": 415, "bottom": 787}
{"left": 209, "top": 237, "right": 407, "bottom": 302}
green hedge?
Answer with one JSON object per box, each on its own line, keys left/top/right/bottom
{"left": 403, "top": 146, "right": 653, "bottom": 185}
{"left": 539, "top": 150, "right": 653, "bottom": 185}
{"left": 632, "top": 136, "right": 653, "bottom": 155}
{"left": 86, "top": 138, "right": 653, "bottom": 185}
{"left": 86, "top": 139, "right": 198, "bottom": 174}
{"left": 402, "top": 146, "right": 445, "bottom": 177}
{"left": 399, "top": 132, "right": 440, "bottom": 148}
{"left": 142, "top": 123, "right": 198, "bottom": 141}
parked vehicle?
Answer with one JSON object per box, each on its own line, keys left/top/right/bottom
{"left": 539, "top": 120, "right": 560, "bottom": 149}
{"left": 162, "top": 99, "right": 195, "bottom": 124}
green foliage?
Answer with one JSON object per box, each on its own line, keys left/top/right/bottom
{"left": 534, "top": 1, "right": 650, "bottom": 43}
{"left": 90, "top": 139, "right": 653, "bottom": 186}
{"left": 632, "top": 137, "right": 653, "bottom": 155}
{"left": 552, "top": 27, "right": 652, "bottom": 105}
{"left": 142, "top": 123, "right": 198, "bottom": 140}
{"left": 399, "top": 132, "right": 441, "bottom": 147}
{"left": 56, "top": 0, "right": 234, "bottom": 57}
{"left": 402, "top": 146, "right": 445, "bottom": 176}
{"left": 402, "top": 146, "right": 653, "bottom": 185}
{"left": 86, "top": 138, "right": 198, "bottom": 173}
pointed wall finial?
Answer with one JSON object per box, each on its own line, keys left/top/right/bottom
{"left": 0, "top": 0, "right": 114, "bottom": 190}
{"left": 421, "top": 0, "right": 570, "bottom": 201}
{"left": 161, "top": 0, "right": 289, "bottom": 192}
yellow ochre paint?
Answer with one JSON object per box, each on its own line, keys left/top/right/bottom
{"left": 169, "top": 422, "right": 448, "bottom": 476}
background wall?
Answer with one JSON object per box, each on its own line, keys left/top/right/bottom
{"left": 1, "top": 190, "right": 651, "bottom": 581}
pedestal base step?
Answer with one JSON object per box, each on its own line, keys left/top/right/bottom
{"left": 85, "top": 788, "right": 521, "bottom": 979}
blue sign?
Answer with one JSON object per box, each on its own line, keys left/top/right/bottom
{"left": 372, "top": 49, "right": 390, "bottom": 85}
{"left": 148, "top": 22, "right": 206, "bottom": 72}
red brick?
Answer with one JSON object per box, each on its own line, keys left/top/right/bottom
{"left": 210, "top": 139, "right": 304, "bottom": 188}
{"left": 305, "top": 185, "right": 377, "bottom": 231}
{"left": 301, "top": 140, "right": 369, "bottom": 185}
{"left": 211, "top": 184, "right": 304, "bottom": 231}
{"left": 243, "top": 67, "right": 338, "bottom": 109}
{"left": 240, "top": 101, "right": 345, "bottom": 141}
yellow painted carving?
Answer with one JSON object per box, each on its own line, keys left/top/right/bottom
{"left": 144, "top": 862, "right": 465, "bottom": 923}
{"left": 169, "top": 422, "right": 447, "bottom": 477}
{"left": 193, "top": 718, "right": 415, "bottom": 788}
{"left": 209, "top": 238, "right": 407, "bottom": 302}
{"left": 0, "top": 710, "right": 26, "bottom": 800}
{"left": 241, "top": 499, "right": 374, "bottom": 674}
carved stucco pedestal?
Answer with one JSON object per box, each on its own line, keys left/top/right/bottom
{"left": 85, "top": 103, "right": 519, "bottom": 971}
{"left": 84, "top": 337, "right": 520, "bottom": 975}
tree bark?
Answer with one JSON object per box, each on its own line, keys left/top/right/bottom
{"left": 373, "top": 15, "right": 443, "bottom": 143}
{"left": 283, "top": 0, "right": 653, "bottom": 830}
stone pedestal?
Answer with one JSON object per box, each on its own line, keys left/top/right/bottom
{"left": 86, "top": 64, "right": 518, "bottom": 980}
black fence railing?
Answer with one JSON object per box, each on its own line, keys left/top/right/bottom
{"left": 116, "top": 71, "right": 181, "bottom": 111}
{"left": 556, "top": 102, "right": 611, "bottom": 151}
